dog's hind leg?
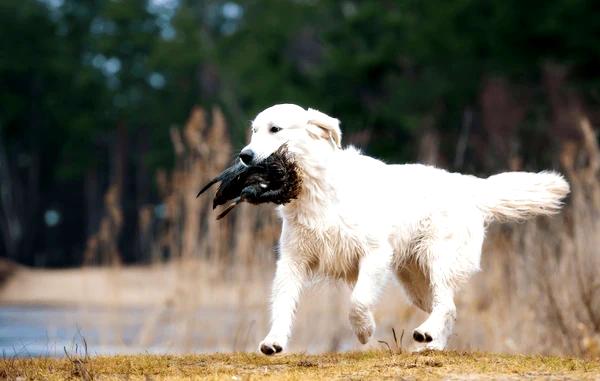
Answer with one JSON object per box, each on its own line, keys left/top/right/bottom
{"left": 398, "top": 257, "right": 456, "bottom": 350}
{"left": 411, "top": 274, "right": 456, "bottom": 350}
{"left": 397, "top": 258, "right": 433, "bottom": 312}
{"left": 407, "top": 224, "right": 483, "bottom": 350}
{"left": 349, "top": 245, "right": 393, "bottom": 345}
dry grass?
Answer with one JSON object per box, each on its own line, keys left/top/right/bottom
{"left": 2, "top": 350, "right": 599, "bottom": 380}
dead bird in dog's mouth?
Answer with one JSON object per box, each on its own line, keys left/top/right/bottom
{"left": 197, "top": 145, "right": 302, "bottom": 219}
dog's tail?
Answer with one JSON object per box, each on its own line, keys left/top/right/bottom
{"left": 477, "top": 171, "right": 570, "bottom": 223}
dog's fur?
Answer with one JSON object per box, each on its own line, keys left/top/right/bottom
{"left": 241, "top": 104, "right": 570, "bottom": 355}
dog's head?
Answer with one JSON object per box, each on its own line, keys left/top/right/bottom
{"left": 239, "top": 104, "right": 341, "bottom": 165}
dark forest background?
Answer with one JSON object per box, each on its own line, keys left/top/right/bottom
{"left": 1, "top": 0, "right": 599, "bottom": 267}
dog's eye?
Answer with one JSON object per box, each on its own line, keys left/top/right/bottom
{"left": 270, "top": 126, "right": 282, "bottom": 133}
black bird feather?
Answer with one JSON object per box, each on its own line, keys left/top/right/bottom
{"left": 197, "top": 145, "right": 302, "bottom": 219}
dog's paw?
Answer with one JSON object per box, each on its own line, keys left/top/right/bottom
{"left": 412, "top": 312, "right": 453, "bottom": 350}
{"left": 354, "top": 321, "right": 375, "bottom": 345}
{"left": 412, "top": 326, "right": 448, "bottom": 350}
{"left": 259, "top": 336, "right": 286, "bottom": 356}
{"left": 349, "top": 304, "right": 375, "bottom": 345}
{"left": 412, "top": 329, "right": 433, "bottom": 343}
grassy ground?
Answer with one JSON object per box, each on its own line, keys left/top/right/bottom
{"left": 2, "top": 350, "right": 599, "bottom": 380}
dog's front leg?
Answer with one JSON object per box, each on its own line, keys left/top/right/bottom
{"left": 349, "top": 246, "right": 393, "bottom": 344}
{"left": 259, "top": 256, "right": 306, "bottom": 355}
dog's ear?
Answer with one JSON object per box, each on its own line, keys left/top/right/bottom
{"left": 306, "top": 108, "right": 342, "bottom": 149}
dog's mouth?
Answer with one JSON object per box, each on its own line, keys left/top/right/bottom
{"left": 197, "top": 144, "right": 302, "bottom": 219}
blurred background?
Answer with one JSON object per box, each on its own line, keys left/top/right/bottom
{"left": 0, "top": 0, "right": 598, "bottom": 357}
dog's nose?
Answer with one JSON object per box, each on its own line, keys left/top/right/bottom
{"left": 239, "top": 150, "right": 255, "bottom": 165}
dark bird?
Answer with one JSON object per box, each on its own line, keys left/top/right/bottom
{"left": 197, "top": 145, "right": 302, "bottom": 219}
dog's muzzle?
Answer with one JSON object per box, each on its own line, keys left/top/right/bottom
{"left": 239, "top": 149, "right": 255, "bottom": 166}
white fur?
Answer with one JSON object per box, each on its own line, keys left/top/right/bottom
{"left": 247, "top": 104, "right": 571, "bottom": 354}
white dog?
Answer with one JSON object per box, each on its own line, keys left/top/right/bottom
{"left": 238, "top": 104, "right": 570, "bottom": 355}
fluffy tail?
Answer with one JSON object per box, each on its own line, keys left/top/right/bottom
{"left": 478, "top": 171, "right": 570, "bottom": 223}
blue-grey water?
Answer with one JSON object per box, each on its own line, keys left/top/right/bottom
{"left": 0, "top": 305, "right": 151, "bottom": 357}
{"left": 0, "top": 305, "right": 248, "bottom": 357}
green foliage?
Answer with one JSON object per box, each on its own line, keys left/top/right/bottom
{"left": 4, "top": 0, "right": 598, "bottom": 172}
